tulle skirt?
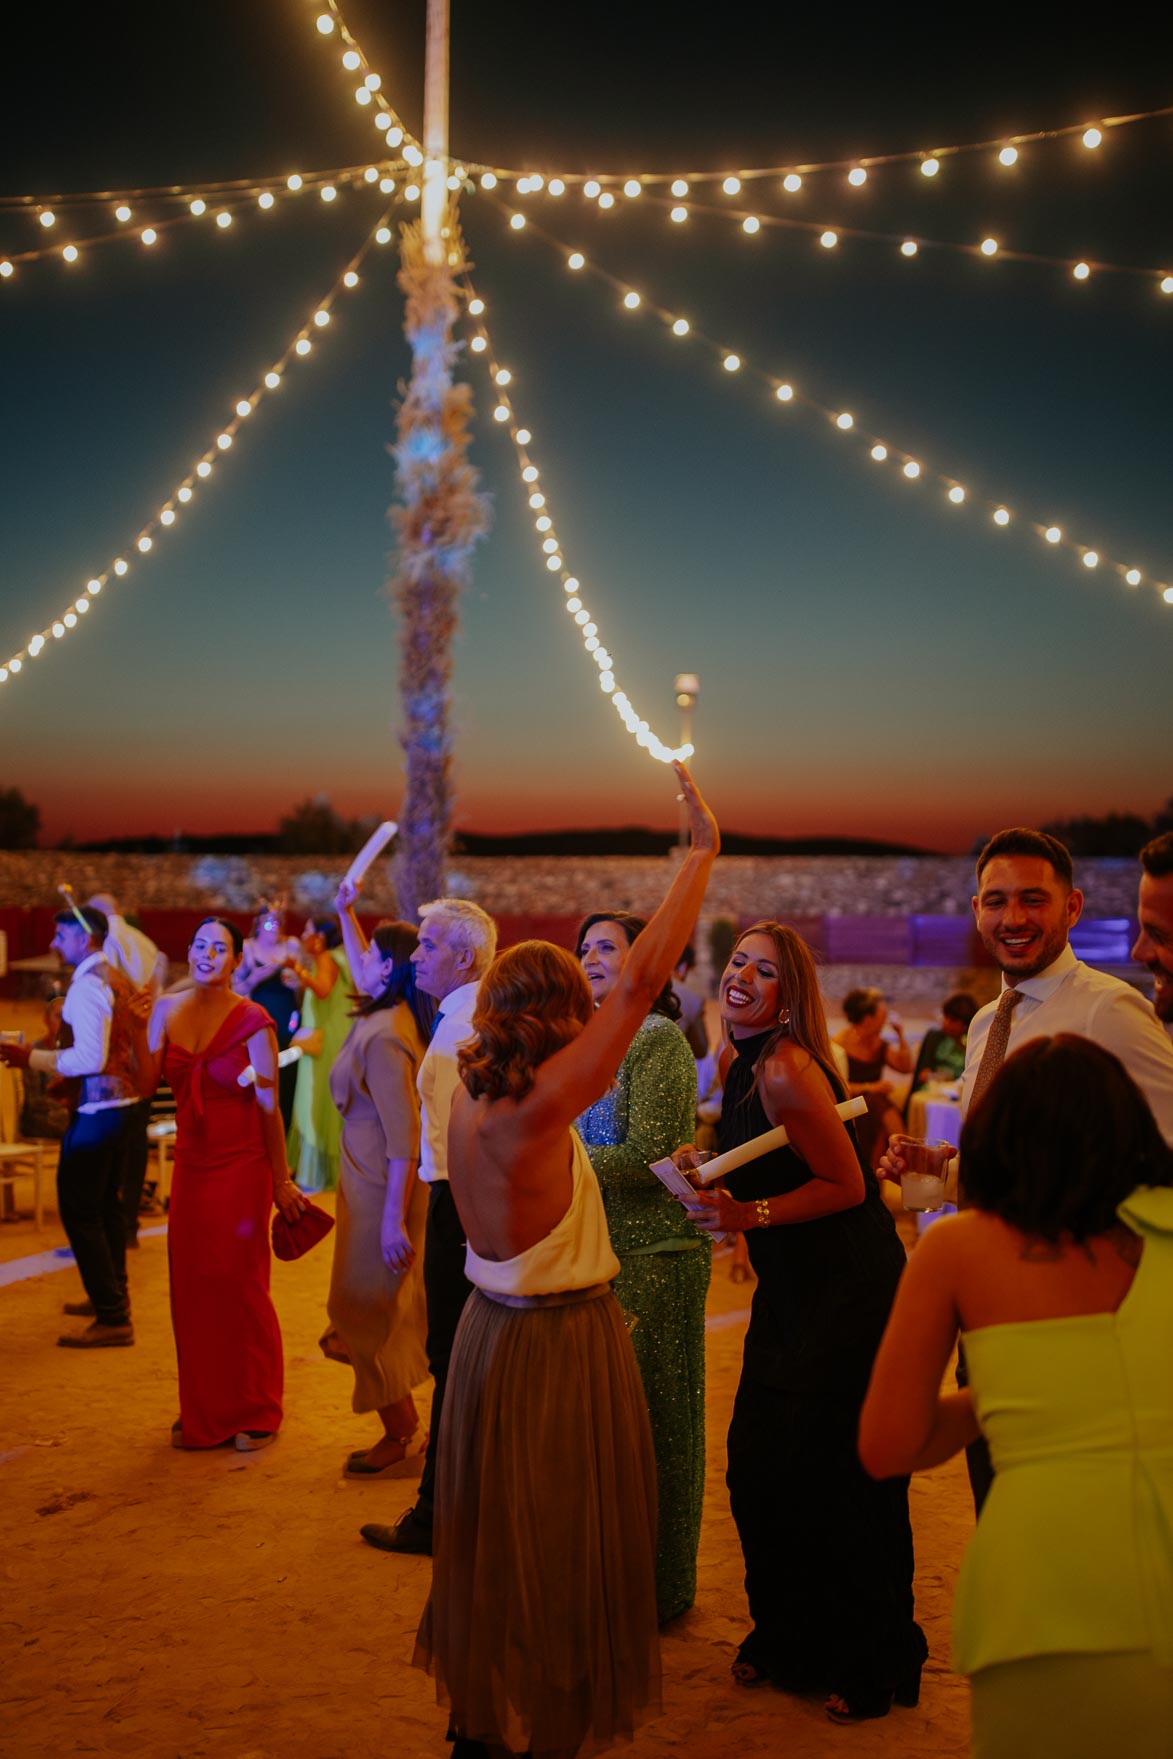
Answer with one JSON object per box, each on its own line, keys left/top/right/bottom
{"left": 414, "top": 1284, "right": 661, "bottom": 1757}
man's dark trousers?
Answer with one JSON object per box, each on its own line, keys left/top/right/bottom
{"left": 57, "top": 1106, "right": 136, "bottom": 1325}
{"left": 412, "top": 1179, "right": 475, "bottom": 1531}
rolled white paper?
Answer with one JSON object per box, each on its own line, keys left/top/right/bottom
{"left": 344, "top": 819, "right": 398, "bottom": 889}
{"left": 237, "top": 1044, "right": 304, "bottom": 1088}
{"left": 690, "top": 1095, "right": 867, "bottom": 1186}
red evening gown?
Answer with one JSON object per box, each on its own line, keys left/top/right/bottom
{"left": 165, "top": 1000, "right": 284, "bottom": 1448}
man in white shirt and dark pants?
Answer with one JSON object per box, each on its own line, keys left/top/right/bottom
{"left": 362, "top": 897, "right": 498, "bottom": 1558}
{"left": 957, "top": 828, "right": 1173, "bottom": 1508}
{"left": 0, "top": 907, "right": 140, "bottom": 1346}
{"left": 87, "top": 892, "right": 166, "bottom": 1245}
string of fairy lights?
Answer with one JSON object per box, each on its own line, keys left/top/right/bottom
{"left": 460, "top": 278, "right": 693, "bottom": 765}
{"left": 463, "top": 103, "right": 1173, "bottom": 191}
{"left": 0, "top": 207, "right": 403, "bottom": 691}
{"left": 0, "top": 165, "right": 409, "bottom": 279}
{"left": 470, "top": 194, "right": 1172, "bottom": 606}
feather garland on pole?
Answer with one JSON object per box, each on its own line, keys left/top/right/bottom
{"left": 389, "top": 214, "right": 490, "bottom": 917}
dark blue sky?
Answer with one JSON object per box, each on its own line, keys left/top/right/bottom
{"left": 1, "top": 3, "right": 1170, "bottom": 849}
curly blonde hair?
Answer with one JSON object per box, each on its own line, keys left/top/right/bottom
{"left": 458, "top": 941, "right": 593, "bottom": 1102}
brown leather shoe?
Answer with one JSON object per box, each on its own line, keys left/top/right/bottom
{"left": 57, "top": 1321, "right": 135, "bottom": 1348}
{"left": 62, "top": 1299, "right": 95, "bottom": 1317}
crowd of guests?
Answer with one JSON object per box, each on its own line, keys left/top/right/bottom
{"left": 3, "top": 805, "right": 1173, "bottom": 1756}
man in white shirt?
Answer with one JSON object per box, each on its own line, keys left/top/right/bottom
{"left": 1134, "top": 831, "right": 1173, "bottom": 1030}
{"left": 0, "top": 907, "right": 139, "bottom": 1346}
{"left": 361, "top": 896, "right": 498, "bottom": 1558}
{"left": 87, "top": 893, "right": 167, "bottom": 1245}
{"left": 956, "top": 828, "right": 1173, "bottom": 1512}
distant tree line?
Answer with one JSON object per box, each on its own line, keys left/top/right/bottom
{"left": 1040, "top": 799, "right": 1173, "bottom": 858}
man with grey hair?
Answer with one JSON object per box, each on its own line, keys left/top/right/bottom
{"left": 361, "top": 896, "right": 497, "bottom": 1557}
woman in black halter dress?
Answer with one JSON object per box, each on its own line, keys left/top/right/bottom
{"left": 686, "top": 921, "right": 923, "bottom": 1723}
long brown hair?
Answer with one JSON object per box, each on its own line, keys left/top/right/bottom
{"left": 459, "top": 940, "right": 593, "bottom": 1102}
{"left": 729, "top": 921, "right": 846, "bottom": 1104}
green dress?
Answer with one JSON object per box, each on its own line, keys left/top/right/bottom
{"left": 287, "top": 947, "right": 352, "bottom": 1192}
{"left": 577, "top": 1012, "right": 708, "bottom": 1623}
{"left": 956, "top": 1185, "right": 1173, "bottom": 1759}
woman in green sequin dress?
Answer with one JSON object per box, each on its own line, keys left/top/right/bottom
{"left": 575, "top": 912, "right": 708, "bottom": 1623}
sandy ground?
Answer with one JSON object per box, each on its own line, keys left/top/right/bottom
{"left": 2, "top": 1197, "right": 972, "bottom": 1759}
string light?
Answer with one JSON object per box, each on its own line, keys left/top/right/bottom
{"left": 478, "top": 194, "right": 1171, "bottom": 608}
{"left": 461, "top": 278, "right": 694, "bottom": 763}
{"left": 1, "top": 208, "right": 398, "bottom": 693}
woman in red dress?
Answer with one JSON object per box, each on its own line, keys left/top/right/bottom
{"left": 131, "top": 917, "right": 305, "bottom": 1451}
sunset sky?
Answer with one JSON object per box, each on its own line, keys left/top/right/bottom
{"left": 2, "top": 4, "right": 1170, "bottom": 852}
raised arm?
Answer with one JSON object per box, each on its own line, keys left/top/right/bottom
{"left": 525, "top": 764, "right": 718, "bottom": 1130}
{"left": 334, "top": 876, "right": 371, "bottom": 987}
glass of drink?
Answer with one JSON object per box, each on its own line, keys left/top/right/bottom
{"left": 675, "top": 1147, "right": 715, "bottom": 1190}
{"left": 891, "top": 1135, "right": 953, "bottom": 1212}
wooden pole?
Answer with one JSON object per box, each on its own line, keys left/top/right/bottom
{"left": 421, "top": 0, "right": 449, "bottom": 266}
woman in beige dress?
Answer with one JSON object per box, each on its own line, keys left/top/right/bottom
{"left": 324, "top": 884, "right": 435, "bottom": 1477}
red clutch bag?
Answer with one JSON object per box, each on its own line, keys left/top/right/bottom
{"left": 271, "top": 1198, "right": 334, "bottom": 1262}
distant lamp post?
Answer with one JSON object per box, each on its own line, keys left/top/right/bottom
{"left": 674, "top": 672, "right": 699, "bottom": 846}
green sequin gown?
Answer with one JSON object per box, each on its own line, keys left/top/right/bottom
{"left": 577, "top": 1012, "right": 708, "bottom": 1623}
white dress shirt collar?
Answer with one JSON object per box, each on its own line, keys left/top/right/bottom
{"left": 1000, "top": 942, "right": 1077, "bottom": 1004}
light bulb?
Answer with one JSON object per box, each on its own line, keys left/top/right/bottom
{"left": 568, "top": 251, "right": 585, "bottom": 270}
{"left": 404, "top": 143, "right": 424, "bottom": 166}
{"left": 516, "top": 427, "right": 531, "bottom": 444}
{"left": 313, "top": 309, "right": 330, "bottom": 326}
{"left": 364, "top": 72, "right": 381, "bottom": 90}
{"left": 1073, "top": 261, "right": 1090, "bottom": 280}
{"left": 0, "top": 262, "right": 13, "bottom": 278}
{"left": 948, "top": 485, "right": 965, "bottom": 503}
{"left": 1082, "top": 550, "right": 1099, "bottom": 567}
{"left": 742, "top": 215, "right": 760, "bottom": 234}
{"left": 782, "top": 173, "right": 802, "bottom": 192}
{"left": 900, "top": 240, "right": 918, "bottom": 257}
{"left": 542, "top": 537, "right": 558, "bottom": 554}
{"left": 295, "top": 338, "right": 312, "bottom": 355}
{"left": 142, "top": 228, "right": 157, "bottom": 245}
{"left": 354, "top": 85, "right": 371, "bottom": 105}
{"left": 493, "top": 405, "right": 510, "bottom": 422}
{"left": 480, "top": 172, "right": 498, "bottom": 190}
{"left": 999, "top": 146, "right": 1018, "bottom": 166}
{"left": 113, "top": 559, "right": 128, "bottom": 575}
{"left": 1125, "top": 568, "right": 1142, "bottom": 586}
{"left": 1082, "top": 127, "right": 1102, "bottom": 149}
{"left": 566, "top": 597, "right": 582, "bottom": 613}
{"left": 723, "top": 354, "right": 741, "bottom": 372}
{"left": 671, "top": 179, "right": 689, "bottom": 197}
{"left": 378, "top": 177, "right": 395, "bottom": 193}
{"left": 993, "top": 507, "right": 1010, "bottom": 525}
{"left": 190, "top": 198, "right": 207, "bottom": 216}
{"left": 670, "top": 206, "right": 688, "bottom": 222}
{"left": 8, "top": 660, "right": 19, "bottom": 672}
{"left": 672, "top": 318, "right": 689, "bottom": 336}
{"left": 980, "top": 237, "right": 998, "bottom": 256}
{"left": 820, "top": 230, "right": 838, "bottom": 248}
{"left": 287, "top": 174, "right": 303, "bottom": 191}
{"left": 522, "top": 466, "right": 539, "bottom": 482}
{"left": 343, "top": 270, "right": 358, "bottom": 287}
{"left": 848, "top": 167, "right": 867, "bottom": 186}
{"left": 920, "top": 157, "right": 940, "bottom": 177}
{"left": 29, "top": 635, "right": 45, "bottom": 654}
{"left": 178, "top": 486, "right": 193, "bottom": 502}
{"left": 836, "top": 412, "right": 854, "bottom": 429}
{"left": 1044, "top": 526, "right": 1061, "bottom": 543}
{"left": 343, "top": 49, "right": 361, "bottom": 69}
{"left": 375, "top": 227, "right": 392, "bottom": 244}
{"left": 536, "top": 516, "right": 552, "bottom": 532}
{"left": 321, "top": 185, "right": 338, "bottom": 202}
{"left": 216, "top": 211, "right": 232, "bottom": 229}
{"left": 447, "top": 174, "right": 461, "bottom": 190}
{"left": 217, "top": 433, "right": 233, "bottom": 450}
{"left": 160, "top": 509, "right": 176, "bottom": 525}
{"left": 564, "top": 577, "right": 579, "bottom": 591}
{"left": 598, "top": 191, "right": 615, "bottom": 208}
{"left": 623, "top": 291, "right": 641, "bottom": 308}
{"left": 196, "top": 461, "right": 212, "bottom": 478}
{"left": 468, "top": 297, "right": 485, "bottom": 314}
{"left": 39, "top": 210, "right": 56, "bottom": 228}
{"left": 364, "top": 167, "right": 380, "bottom": 182}
{"left": 1160, "top": 276, "right": 1173, "bottom": 295}
{"left": 549, "top": 179, "right": 565, "bottom": 196}
{"left": 546, "top": 555, "right": 562, "bottom": 572}
{"left": 387, "top": 127, "right": 403, "bottom": 147}
{"left": 584, "top": 179, "right": 601, "bottom": 198}
{"left": 510, "top": 213, "right": 526, "bottom": 230}
{"left": 405, "top": 183, "right": 420, "bottom": 201}
{"left": 53, "top": 622, "right": 65, "bottom": 637}
{"left": 870, "top": 444, "right": 887, "bottom": 461}
{"left": 722, "top": 176, "right": 741, "bottom": 195}
{"left": 903, "top": 460, "right": 920, "bottom": 479}
{"left": 64, "top": 612, "right": 77, "bottom": 627}
{"left": 374, "top": 112, "right": 392, "bottom": 130}
{"left": 575, "top": 609, "right": 590, "bottom": 626}
{"left": 63, "top": 245, "right": 79, "bottom": 263}
{"left": 235, "top": 399, "right": 252, "bottom": 416}
{"left": 529, "top": 492, "right": 545, "bottom": 509}
{"left": 495, "top": 368, "right": 512, "bottom": 386}
{"left": 1164, "top": 587, "right": 1173, "bottom": 605}
{"left": 776, "top": 383, "right": 793, "bottom": 401}
{"left": 316, "top": 13, "right": 335, "bottom": 33}
{"left": 470, "top": 336, "right": 487, "bottom": 352}
{"left": 115, "top": 205, "right": 131, "bottom": 222}
{"left": 585, "top": 636, "right": 599, "bottom": 651}
{"left": 258, "top": 191, "right": 275, "bottom": 209}
{"left": 624, "top": 179, "right": 641, "bottom": 197}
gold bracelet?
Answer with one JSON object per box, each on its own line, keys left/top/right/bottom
{"left": 754, "top": 1198, "right": 771, "bottom": 1229}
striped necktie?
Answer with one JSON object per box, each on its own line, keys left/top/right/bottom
{"left": 968, "top": 987, "right": 1022, "bottom": 1114}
